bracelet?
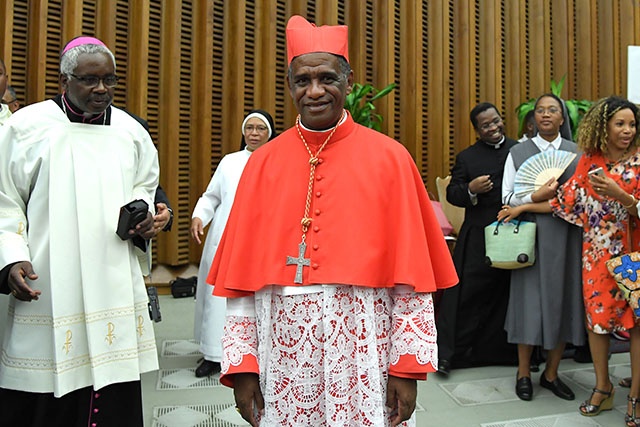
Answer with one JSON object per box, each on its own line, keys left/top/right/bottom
{"left": 623, "top": 194, "right": 637, "bottom": 209}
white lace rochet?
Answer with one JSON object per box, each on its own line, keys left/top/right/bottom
{"left": 222, "top": 285, "right": 437, "bottom": 427}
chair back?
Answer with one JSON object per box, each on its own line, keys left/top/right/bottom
{"left": 435, "top": 176, "right": 465, "bottom": 235}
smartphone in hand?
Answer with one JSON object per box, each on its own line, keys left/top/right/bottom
{"left": 588, "top": 167, "right": 605, "bottom": 178}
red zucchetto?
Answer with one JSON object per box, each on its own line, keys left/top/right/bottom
{"left": 286, "top": 15, "right": 349, "bottom": 65}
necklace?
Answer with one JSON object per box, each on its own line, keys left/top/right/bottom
{"left": 285, "top": 110, "right": 345, "bottom": 283}
{"left": 61, "top": 93, "right": 107, "bottom": 125}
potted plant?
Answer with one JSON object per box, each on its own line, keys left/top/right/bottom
{"left": 344, "top": 82, "right": 396, "bottom": 132}
{"left": 515, "top": 75, "right": 592, "bottom": 140}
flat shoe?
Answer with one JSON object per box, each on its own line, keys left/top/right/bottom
{"left": 437, "top": 359, "right": 451, "bottom": 376}
{"left": 540, "top": 371, "right": 575, "bottom": 400}
{"left": 516, "top": 374, "right": 533, "bottom": 401}
{"left": 195, "top": 360, "right": 221, "bottom": 377}
{"left": 621, "top": 377, "right": 632, "bottom": 388}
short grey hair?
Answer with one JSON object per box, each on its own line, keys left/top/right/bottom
{"left": 287, "top": 54, "right": 351, "bottom": 86}
{"left": 60, "top": 44, "right": 116, "bottom": 76}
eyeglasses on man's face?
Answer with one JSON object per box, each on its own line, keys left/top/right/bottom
{"left": 70, "top": 74, "right": 119, "bottom": 88}
{"left": 1, "top": 98, "right": 16, "bottom": 105}
{"left": 534, "top": 107, "right": 561, "bottom": 115}
{"left": 244, "top": 125, "right": 268, "bottom": 133}
{"left": 479, "top": 117, "right": 503, "bottom": 131}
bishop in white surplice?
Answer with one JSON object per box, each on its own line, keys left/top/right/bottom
{"left": 0, "top": 99, "right": 159, "bottom": 397}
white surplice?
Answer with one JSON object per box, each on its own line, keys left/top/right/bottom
{"left": 0, "top": 104, "right": 10, "bottom": 125}
{"left": 193, "top": 149, "right": 251, "bottom": 361}
{"left": 0, "top": 100, "right": 159, "bottom": 397}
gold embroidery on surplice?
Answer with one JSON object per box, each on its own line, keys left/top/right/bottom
{"left": 137, "top": 315, "right": 145, "bottom": 337}
{"left": 105, "top": 322, "right": 116, "bottom": 345}
{"left": 62, "top": 330, "right": 73, "bottom": 354}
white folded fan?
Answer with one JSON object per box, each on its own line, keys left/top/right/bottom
{"left": 513, "top": 150, "right": 577, "bottom": 198}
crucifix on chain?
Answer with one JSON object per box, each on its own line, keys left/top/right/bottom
{"left": 286, "top": 112, "right": 343, "bottom": 284}
{"left": 286, "top": 241, "right": 310, "bottom": 284}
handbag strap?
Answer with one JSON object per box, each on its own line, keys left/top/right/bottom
{"left": 494, "top": 217, "right": 522, "bottom": 235}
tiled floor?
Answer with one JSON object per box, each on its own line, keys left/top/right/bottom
{"left": 144, "top": 295, "right": 634, "bottom": 426}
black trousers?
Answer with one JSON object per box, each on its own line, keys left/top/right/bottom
{"left": 0, "top": 380, "right": 143, "bottom": 427}
{"left": 437, "top": 239, "right": 517, "bottom": 367}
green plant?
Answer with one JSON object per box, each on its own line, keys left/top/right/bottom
{"left": 344, "top": 82, "right": 396, "bottom": 131}
{"left": 515, "top": 75, "right": 592, "bottom": 140}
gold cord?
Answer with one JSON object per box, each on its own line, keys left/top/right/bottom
{"left": 294, "top": 111, "right": 345, "bottom": 241}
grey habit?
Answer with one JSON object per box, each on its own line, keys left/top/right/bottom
{"left": 504, "top": 139, "right": 586, "bottom": 349}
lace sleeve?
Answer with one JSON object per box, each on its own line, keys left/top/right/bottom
{"left": 389, "top": 285, "right": 437, "bottom": 373}
{"left": 220, "top": 296, "right": 259, "bottom": 383}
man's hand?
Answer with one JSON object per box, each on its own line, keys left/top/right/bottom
{"left": 233, "top": 373, "right": 264, "bottom": 427}
{"left": 191, "top": 217, "right": 204, "bottom": 244}
{"left": 130, "top": 212, "right": 154, "bottom": 240}
{"left": 386, "top": 375, "right": 417, "bottom": 426}
{"left": 468, "top": 175, "right": 493, "bottom": 194}
{"left": 153, "top": 202, "right": 171, "bottom": 235}
{"left": 8, "top": 261, "right": 41, "bottom": 301}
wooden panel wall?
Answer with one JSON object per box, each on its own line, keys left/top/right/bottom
{"left": 2, "top": 0, "right": 640, "bottom": 266}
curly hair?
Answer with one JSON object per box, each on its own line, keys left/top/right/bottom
{"left": 576, "top": 96, "right": 640, "bottom": 154}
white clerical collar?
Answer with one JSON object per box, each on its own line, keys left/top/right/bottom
{"left": 483, "top": 135, "right": 505, "bottom": 149}
{"left": 298, "top": 110, "right": 348, "bottom": 132}
{"left": 533, "top": 134, "right": 562, "bottom": 151}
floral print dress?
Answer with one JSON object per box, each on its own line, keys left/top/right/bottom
{"left": 551, "top": 150, "right": 640, "bottom": 333}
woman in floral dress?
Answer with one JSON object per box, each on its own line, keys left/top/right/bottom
{"left": 551, "top": 96, "right": 640, "bottom": 426}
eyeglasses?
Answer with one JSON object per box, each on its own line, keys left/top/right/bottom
{"left": 1, "top": 98, "right": 16, "bottom": 104}
{"left": 479, "top": 117, "right": 503, "bottom": 131}
{"left": 70, "top": 74, "right": 119, "bottom": 88}
{"left": 245, "top": 125, "right": 268, "bottom": 133}
{"left": 535, "top": 107, "right": 561, "bottom": 115}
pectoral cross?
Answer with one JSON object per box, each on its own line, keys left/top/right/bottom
{"left": 286, "top": 241, "right": 310, "bottom": 284}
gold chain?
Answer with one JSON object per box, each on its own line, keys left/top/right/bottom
{"left": 294, "top": 111, "right": 345, "bottom": 242}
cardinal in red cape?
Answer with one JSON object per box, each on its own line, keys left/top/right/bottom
{"left": 208, "top": 15, "right": 458, "bottom": 427}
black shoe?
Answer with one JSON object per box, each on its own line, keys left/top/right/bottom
{"left": 437, "top": 359, "right": 451, "bottom": 376}
{"left": 195, "top": 360, "right": 221, "bottom": 377}
{"left": 540, "top": 371, "right": 575, "bottom": 400}
{"left": 515, "top": 374, "right": 533, "bottom": 401}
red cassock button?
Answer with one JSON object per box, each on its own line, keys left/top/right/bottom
{"left": 313, "top": 245, "right": 319, "bottom": 250}
{"left": 316, "top": 175, "right": 323, "bottom": 181}
{"left": 315, "top": 191, "right": 322, "bottom": 197}
{"left": 312, "top": 263, "right": 319, "bottom": 269}
{"left": 313, "top": 226, "right": 320, "bottom": 232}
{"left": 315, "top": 209, "right": 321, "bottom": 215}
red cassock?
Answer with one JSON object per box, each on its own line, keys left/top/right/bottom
{"left": 209, "top": 113, "right": 457, "bottom": 296}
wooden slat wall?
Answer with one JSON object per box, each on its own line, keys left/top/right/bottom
{"left": 2, "top": 0, "right": 640, "bottom": 266}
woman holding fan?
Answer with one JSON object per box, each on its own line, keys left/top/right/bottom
{"left": 549, "top": 96, "right": 640, "bottom": 426}
{"left": 498, "top": 93, "right": 585, "bottom": 402}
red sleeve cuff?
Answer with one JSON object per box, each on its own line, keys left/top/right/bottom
{"left": 388, "top": 354, "right": 435, "bottom": 381}
{"left": 219, "top": 354, "right": 260, "bottom": 388}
